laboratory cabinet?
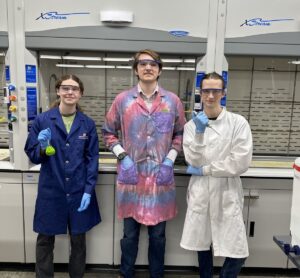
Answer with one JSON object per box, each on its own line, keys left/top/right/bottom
{"left": 86, "top": 173, "right": 114, "bottom": 264}
{"left": 242, "top": 178, "right": 293, "bottom": 268}
{"left": 0, "top": 172, "right": 24, "bottom": 262}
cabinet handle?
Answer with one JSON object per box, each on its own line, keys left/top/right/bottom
{"left": 244, "top": 195, "right": 259, "bottom": 199}
{"left": 249, "top": 221, "right": 255, "bottom": 237}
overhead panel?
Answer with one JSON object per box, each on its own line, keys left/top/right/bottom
{"left": 24, "top": 0, "right": 209, "bottom": 54}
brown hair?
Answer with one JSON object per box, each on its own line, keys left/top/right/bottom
{"left": 132, "top": 49, "right": 163, "bottom": 72}
{"left": 50, "top": 74, "right": 83, "bottom": 111}
{"left": 200, "top": 72, "right": 226, "bottom": 90}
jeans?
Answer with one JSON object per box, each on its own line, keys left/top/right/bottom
{"left": 197, "top": 248, "right": 246, "bottom": 278}
{"left": 120, "top": 217, "right": 166, "bottom": 278}
{"left": 36, "top": 233, "right": 86, "bottom": 278}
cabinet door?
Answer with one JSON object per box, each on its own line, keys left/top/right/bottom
{"left": 0, "top": 182, "right": 24, "bottom": 262}
{"left": 23, "top": 183, "right": 69, "bottom": 263}
{"left": 246, "top": 189, "right": 291, "bottom": 267}
{"left": 86, "top": 175, "right": 114, "bottom": 264}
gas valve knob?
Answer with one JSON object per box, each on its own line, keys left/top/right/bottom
{"left": 9, "top": 105, "right": 17, "bottom": 112}
{"left": 9, "top": 95, "right": 17, "bottom": 101}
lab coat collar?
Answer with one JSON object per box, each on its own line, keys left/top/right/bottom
{"left": 131, "top": 85, "right": 166, "bottom": 114}
{"left": 49, "top": 107, "right": 85, "bottom": 136}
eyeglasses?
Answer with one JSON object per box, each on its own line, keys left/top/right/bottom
{"left": 59, "top": 85, "right": 80, "bottom": 93}
{"left": 137, "top": 59, "right": 160, "bottom": 68}
{"left": 201, "top": 88, "right": 224, "bottom": 95}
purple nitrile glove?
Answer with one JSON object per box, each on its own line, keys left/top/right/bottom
{"left": 156, "top": 158, "right": 174, "bottom": 186}
{"left": 192, "top": 111, "right": 208, "bottom": 134}
{"left": 186, "top": 165, "right": 203, "bottom": 176}
{"left": 77, "top": 193, "right": 91, "bottom": 212}
{"left": 38, "top": 128, "right": 51, "bottom": 150}
{"left": 118, "top": 156, "right": 138, "bottom": 184}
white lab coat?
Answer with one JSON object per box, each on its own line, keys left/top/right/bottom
{"left": 180, "top": 108, "right": 252, "bottom": 258}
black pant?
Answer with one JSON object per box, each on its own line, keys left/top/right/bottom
{"left": 36, "top": 233, "right": 86, "bottom": 278}
{"left": 198, "top": 248, "right": 246, "bottom": 278}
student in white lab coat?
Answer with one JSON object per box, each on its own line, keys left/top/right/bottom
{"left": 180, "top": 72, "right": 253, "bottom": 278}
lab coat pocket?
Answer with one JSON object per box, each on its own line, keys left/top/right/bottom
{"left": 75, "top": 138, "right": 86, "bottom": 157}
{"left": 222, "top": 178, "right": 242, "bottom": 217}
{"left": 187, "top": 178, "right": 207, "bottom": 214}
{"left": 118, "top": 164, "right": 138, "bottom": 185}
{"left": 152, "top": 112, "right": 173, "bottom": 133}
{"left": 156, "top": 164, "right": 174, "bottom": 186}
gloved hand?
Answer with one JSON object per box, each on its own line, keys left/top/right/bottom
{"left": 121, "top": 156, "right": 134, "bottom": 170}
{"left": 118, "top": 156, "right": 138, "bottom": 184}
{"left": 38, "top": 128, "right": 51, "bottom": 150}
{"left": 186, "top": 165, "right": 203, "bottom": 176}
{"left": 192, "top": 111, "right": 208, "bottom": 133}
{"left": 157, "top": 158, "right": 174, "bottom": 186}
{"left": 77, "top": 193, "right": 91, "bottom": 212}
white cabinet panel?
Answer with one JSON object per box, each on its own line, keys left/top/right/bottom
{"left": 86, "top": 184, "right": 114, "bottom": 264}
{"left": 0, "top": 181, "right": 24, "bottom": 262}
{"left": 246, "top": 189, "right": 291, "bottom": 268}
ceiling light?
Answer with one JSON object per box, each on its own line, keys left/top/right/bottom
{"left": 62, "top": 56, "right": 102, "bottom": 61}
{"left": 162, "top": 58, "right": 183, "bottom": 63}
{"left": 103, "top": 57, "right": 132, "bottom": 62}
{"left": 176, "top": 67, "right": 195, "bottom": 71}
{"left": 288, "top": 61, "right": 300, "bottom": 65}
{"left": 40, "top": 55, "right": 61, "bottom": 59}
{"left": 184, "top": 58, "right": 196, "bottom": 63}
{"left": 116, "top": 66, "right": 132, "bottom": 69}
{"left": 0, "top": 52, "right": 5, "bottom": 56}
{"left": 85, "top": 65, "right": 115, "bottom": 69}
{"left": 162, "top": 67, "right": 176, "bottom": 71}
{"left": 56, "top": 64, "right": 84, "bottom": 68}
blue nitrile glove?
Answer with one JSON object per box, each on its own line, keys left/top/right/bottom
{"left": 157, "top": 158, "right": 174, "bottom": 185}
{"left": 121, "top": 155, "right": 135, "bottom": 170}
{"left": 77, "top": 193, "right": 91, "bottom": 212}
{"left": 192, "top": 111, "right": 209, "bottom": 133}
{"left": 186, "top": 165, "right": 203, "bottom": 176}
{"left": 38, "top": 128, "right": 51, "bottom": 150}
{"left": 118, "top": 155, "right": 138, "bottom": 184}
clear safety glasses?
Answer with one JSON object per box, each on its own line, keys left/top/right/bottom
{"left": 201, "top": 88, "right": 224, "bottom": 95}
{"left": 59, "top": 85, "right": 81, "bottom": 93}
{"left": 137, "top": 59, "right": 161, "bottom": 68}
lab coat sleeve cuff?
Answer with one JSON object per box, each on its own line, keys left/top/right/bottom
{"left": 166, "top": 149, "right": 178, "bottom": 163}
{"left": 203, "top": 165, "right": 211, "bottom": 176}
{"left": 112, "top": 144, "right": 125, "bottom": 157}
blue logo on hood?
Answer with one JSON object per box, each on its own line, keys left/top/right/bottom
{"left": 36, "top": 11, "right": 90, "bottom": 20}
{"left": 241, "top": 18, "right": 294, "bottom": 27}
{"left": 169, "top": 30, "right": 189, "bottom": 37}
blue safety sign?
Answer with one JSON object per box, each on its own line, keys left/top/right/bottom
{"left": 25, "top": 65, "right": 37, "bottom": 83}
{"left": 5, "top": 66, "right": 10, "bottom": 81}
{"left": 26, "top": 87, "right": 37, "bottom": 131}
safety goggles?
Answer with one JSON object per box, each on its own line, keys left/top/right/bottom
{"left": 137, "top": 59, "right": 161, "bottom": 68}
{"left": 200, "top": 88, "right": 224, "bottom": 95}
{"left": 59, "top": 85, "right": 80, "bottom": 93}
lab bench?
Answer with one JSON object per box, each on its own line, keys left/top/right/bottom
{"left": 0, "top": 156, "right": 297, "bottom": 270}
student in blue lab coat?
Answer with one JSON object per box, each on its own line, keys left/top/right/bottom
{"left": 24, "top": 74, "right": 101, "bottom": 278}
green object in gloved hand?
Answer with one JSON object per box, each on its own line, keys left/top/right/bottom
{"left": 45, "top": 145, "right": 56, "bottom": 156}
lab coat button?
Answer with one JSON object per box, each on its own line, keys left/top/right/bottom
{"left": 65, "top": 177, "right": 69, "bottom": 181}
{"left": 66, "top": 143, "right": 70, "bottom": 147}
{"left": 66, "top": 193, "right": 70, "bottom": 197}
{"left": 65, "top": 160, "right": 69, "bottom": 164}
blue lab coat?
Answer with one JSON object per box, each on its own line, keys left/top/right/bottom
{"left": 25, "top": 107, "right": 101, "bottom": 235}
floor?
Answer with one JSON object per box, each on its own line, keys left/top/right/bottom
{"left": 0, "top": 271, "right": 298, "bottom": 278}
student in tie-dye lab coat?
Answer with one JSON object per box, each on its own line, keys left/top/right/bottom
{"left": 102, "top": 49, "right": 186, "bottom": 278}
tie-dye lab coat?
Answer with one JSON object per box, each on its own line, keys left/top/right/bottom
{"left": 102, "top": 85, "right": 186, "bottom": 225}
